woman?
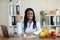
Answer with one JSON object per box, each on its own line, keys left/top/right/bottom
{"left": 17, "top": 8, "right": 42, "bottom": 36}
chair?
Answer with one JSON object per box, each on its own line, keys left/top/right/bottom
{"left": 1, "top": 25, "right": 9, "bottom": 38}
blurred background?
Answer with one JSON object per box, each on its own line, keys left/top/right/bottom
{"left": 0, "top": 0, "right": 60, "bottom": 37}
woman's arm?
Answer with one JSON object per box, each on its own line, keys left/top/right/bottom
{"left": 16, "top": 15, "right": 24, "bottom": 34}
{"left": 17, "top": 22, "right": 23, "bottom": 34}
{"left": 33, "top": 22, "right": 42, "bottom": 35}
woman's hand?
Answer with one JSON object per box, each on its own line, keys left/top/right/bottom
{"left": 16, "top": 15, "right": 23, "bottom": 22}
{"left": 18, "top": 34, "right": 24, "bottom": 37}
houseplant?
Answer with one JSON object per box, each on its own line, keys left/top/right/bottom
{"left": 40, "top": 11, "right": 46, "bottom": 27}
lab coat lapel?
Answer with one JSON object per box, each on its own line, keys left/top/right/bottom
{"left": 28, "top": 21, "right": 33, "bottom": 28}
{"left": 25, "top": 22, "right": 33, "bottom": 33}
{"left": 30, "top": 22, "right": 33, "bottom": 28}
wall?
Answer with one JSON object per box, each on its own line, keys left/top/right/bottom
{"left": 20, "top": 0, "right": 60, "bottom": 21}
{"left": 0, "top": 0, "right": 60, "bottom": 26}
{"left": 0, "top": 0, "right": 8, "bottom": 26}
{"left": 0, "top": 0, "right": 60, "bottom": 35}
{"left": 0, "top": 26, "right": 3, "bottom": 37}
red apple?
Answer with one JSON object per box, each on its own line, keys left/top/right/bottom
{"left": 51, "top": 31, "right": 56, "bottom": 37}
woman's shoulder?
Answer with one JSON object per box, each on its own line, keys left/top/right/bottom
{"left": 36, "top": 21, "right": 40, "bottom": 24}
{"left": 36, "top": 21, "right": 41, "bottom": 27}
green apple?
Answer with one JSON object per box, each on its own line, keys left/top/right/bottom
{"left": 38, "top": 32, "right": 44, "bottom": 37}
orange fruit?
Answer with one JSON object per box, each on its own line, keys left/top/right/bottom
{"left": 42, "top": 29, "right": 48, "bottom": 33}
{"left": 42, "top": 29, "right": 51, "bottom": 37}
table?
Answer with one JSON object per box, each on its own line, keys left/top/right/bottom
{"left": 0, "top": 37, "right": 60, "bottom": 40}
{"left": 0, "top": 34, "right": 60, "bottom": 40}
{"left": 0, "top": 36, "right": 60, "bottom": 40}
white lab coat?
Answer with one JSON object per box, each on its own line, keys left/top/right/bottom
{"left": 17, "top": 21, "right": 42, "bottom": 35}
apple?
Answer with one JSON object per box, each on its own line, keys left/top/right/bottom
{"left": 51, "top": 31, "right": 56, "bottom": 38}
{"left": 38, "top": 32, "right": 44, "bottom": 37}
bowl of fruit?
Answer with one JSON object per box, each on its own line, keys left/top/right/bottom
{"left": 38, "top": 29, "right": 56, "bottom": 38}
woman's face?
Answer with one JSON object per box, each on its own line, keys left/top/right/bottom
{"left": 27, "top": 10, "right": 33, "bottom": 21}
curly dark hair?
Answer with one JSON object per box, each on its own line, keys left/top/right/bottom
{"left": 24, "top": 8, "right": 36, "bottom": 32}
